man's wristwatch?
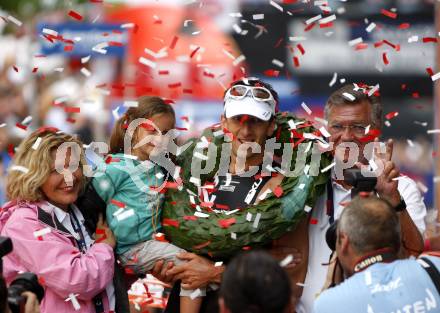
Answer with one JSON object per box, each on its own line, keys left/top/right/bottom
{"left": 394, "top": 197, "right": 407, "bottom": 212}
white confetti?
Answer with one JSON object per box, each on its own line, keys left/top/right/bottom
{"left": 32, "top": 137, "right": 42, "bottom": 150}
{"left": 10, "top": 166, "right": 29, "bottom": 174}
{"left": 81, "top": 55, "right": 91, "bottom": 64}
{"left": 123, "top": 101, "right": 138, "bottom": 108}
{"left": 7, "top": 15, "right": 22, "bottom": 27}
{"left": 139, "top": 57, "right": 156, "bottom": 69}
{"left": 319, "top": 126, "right": 331, "bottom": 138}
{"left": 407, "top": 139, "right": 414, "bottom": 147}
{"left": 121, "top": 23, "right": 135, "bottom": 29}
{"left": 348, "top": 37, "right": 363, "bottom": 46}
{"left": 231, "top": 232, "right": 237, "bottom": 240}
{"left": 252, "top": 213, "right": 261, "bottom": 229}
{"left": 289, "top": 36, "right": 307, "bottom": 42}
{"left": 342, "top": 92, "right": 355, "bottom": 101}
{"left": 246, "top": 212, "right": 253, "bottom": 222}
{"left": 92, "top": 42, "right": 108, "bottom": 54}
{"left": 301, "top": 102, "right": 312, "bottom": 115}
{"left": 431, "top": 72, "right": 440, "bottom": 82}
{"left": 189, "top": 177, "right": 201, "bottom": 186}
{"left": 427, "top": 129, "right": 440, "bottom": 134}
{"left": 319, "top": 14, "right": 336, "bottom": 24}
{"left": 66, "top": 293, "right": 81, "bottom": 311}
{"left": 232, "top": 55, "right": 246, "bottom": 66}
{"left": 408, "top": 35, "right": 419, "bottom": 43}
{"left": 33, "top": 227, "right": 51, "bottom": 238}
{"left": 194, "top": 211, "right": 209, "bottom": 218}
{"left": 329, "top": 72, "right": 337, "bottom": 87}
{"left": 42, "top": 28, "right": 58, "bottom": 36}
{"left": 232, "top": 24, "right": 242, "bottom": 34}
{"left": 306, "top": 14, "right": 322, "bottom": 25}
{"left": 368, "top": 84, "right": 380, "bottom": 97}
{"left": 229, "top": 12, "right": 242, "bottom": 18}
{"left": 116, "top": 209, "right": 135, "bottom": 221}
{"left": 280, "top": 254, "right": 293, "bottom": 267}
{"left": 366, "top": 23, "right": 376, "bottom": 33}
{"left": 80, "top": 68, "right": 91, "bottom": 77}
{"left": 304, "top": 205, "right": 312, "bottom": 213}
{"left": 272, "top": 59, "right": 284, "bottom": 68}
{"left": 253, "top": 14, "right": 264, "bottom": 20}
{"left": 321, "top": 162, "right": 335, "bottom": 173}
{"left": 270, "top": 0, "right": 284, "bottom": 12}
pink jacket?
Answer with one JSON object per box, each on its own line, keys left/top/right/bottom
{"left": 0, "top": 201, "right": 115, "bottom": 313}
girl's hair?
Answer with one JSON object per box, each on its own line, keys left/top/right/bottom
{"left": 6, "top": 128, "right": 87, "bottom": 202}
{"left": 109, "top": 96, "right": 175, "bottom": 154}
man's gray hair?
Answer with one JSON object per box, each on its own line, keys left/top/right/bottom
{"left": 324, "top": 84, "right": 383, "bottom": 129}
{"left": 338, "top": 196, "right": 401, "bottom": 254}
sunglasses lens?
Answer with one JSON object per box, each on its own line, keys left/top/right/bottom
{"left": 229, "top": 85, "right": 248, "bottom": 97}
{"left": 252, "top": 88, "right": 271, "bottom": 100}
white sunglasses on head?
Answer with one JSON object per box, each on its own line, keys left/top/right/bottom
{"left": 224, "top": 85, "right": 276, "bottom": 106}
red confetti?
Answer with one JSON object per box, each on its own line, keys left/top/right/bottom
{"left": 382, "top": 52, "right": 389, "bottom": 65}
{"left": 193, "top": 241, "right": 211, "bottom": 250}
{"left": 32, "top": 67, "right": 38, "bottom": 73}
{"left": 15, "top": 123, "right": 27, "bottom": 130}
{"left": 183, "top": 89, "right": 193, "bottom": 94}
{"left": 412, "top": 92, "right": 420, "bottom": 98}
{"left": 64, "top": 106, "right": 80, "bottom": 113}
{"left": 383, "top": 40, "right": 397, "bottom": 50}
{"left": 385, "top": 111, "right": 399, "bottom": 120}
{"left": 423, "top": 37, "right": 437, "bottom": 43}
{"left": 163, "top": 218, "right": 179, "bottom": 228}
{"left": 66, "top": 118, "right": 76, "bottom": 124}
{"left": 355, "top": 43, "right": 368, "bottom": 51}
{"left": 283, "top": 0, "right": 298, "bottom": 3}
{"left": 168, "top": 82, "right": 182, "bottom": 89}
{"left": 184, "top": 216, "right": 198, "bottom": 221}
{"left": 359, "top": 129, "right": 381, "bottom": 143}
{"left": 169, "top": 36, "right": 179, "bottom": 49}
{"left": 319, "top": 22, "right": 333, "bottom": 28}
{"left": 426, "top": 68, "right": 434, "bottom": 76}
{"left": 215, "top": 204, "right": 230, "bottom": 211}
{"left": 190, "top": 46, "right": 201, "bottom": 58}
{"left": 398, "top": 23, "right": 410, "bottom": 29}
{"left": 273, "top": 186, "right": 283, "bottom": 198}
{"left": 68, "top": 10, "right": 83, "bottom": 21}
{"left": 274, "top": 38, "right": 284, "bottom": 48}
{"left": 158, "top": 70, "right": 169, "bottom": 75}
{"left": 304, "top": 22, "right": 316, "bottom": 32}
{"left": 64, "top": 45, "right": 74, "bottom": 52}
{"left": 293, "top": 57, "right": 300, "bottom": 67}
{"left": 297, "top": 44, "right": 305, "bottom": 55}
{"left": 218, "top": 218, "right": 236, "bottom": 229}
{"left": 263, "top": 69, "right": 280, "bottom": 77}
{"left": 110, "top": 199, "right": 126, "bottom": 208}
{"left": 310, "top": 218, "right": 318, "bottom": 225}
{"left": 109, "top": 41, "right": 124, "bottom": 47}
{"left": 12, "top": 65, "right": 18, "bottom": 72}
{"left": 381, "top": 9, "right": 397, "bottom": 19}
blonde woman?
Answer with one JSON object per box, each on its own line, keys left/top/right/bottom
{"left": 0, "top": 128, "right": 119, "bottom": 313}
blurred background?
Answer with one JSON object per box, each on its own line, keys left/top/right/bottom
{"left": 0, "top": 0, "right": 437, "bottom": 310}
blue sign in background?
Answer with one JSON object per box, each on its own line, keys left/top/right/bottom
{"left": 36, "top": 22, "right": 128, "bottom": 57}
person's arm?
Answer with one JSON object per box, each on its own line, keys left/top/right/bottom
{"left": 372, "top": 139, "right": 424, "bottom": 256}
{"left": 165, "top": 253, "right": 225, "bottom": 289}
{"left": 3, "top": 209, "right": 115, "bottom": 301}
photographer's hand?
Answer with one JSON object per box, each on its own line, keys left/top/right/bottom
{"left": 21, "top": 292, "right": 40, "bottom": 313}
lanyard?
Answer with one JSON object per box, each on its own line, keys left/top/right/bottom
{"left": 69, "top": 208, "right": 105, "bottom": 313}
{"left": 69, "top": 209, "right": 88, "bottom": 253}
{"left": 353, "top": 248, "right": 396, "bottom": 273}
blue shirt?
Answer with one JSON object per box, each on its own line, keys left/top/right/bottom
{"left": 314, "top": 257, "right": 440, "bottom": 313}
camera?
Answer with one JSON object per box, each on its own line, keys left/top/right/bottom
{"left": 0, "top": 237, "right": 44, "bottom": 313}
{"left": 325, "top": 168, "right": 377, "bottom": 251}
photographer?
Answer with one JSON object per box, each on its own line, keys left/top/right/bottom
{"left": 0, "top": 279, "right": 40, "bottom": 313}
{"left": 314, "top": 196, "right": 440, "bottom": 313}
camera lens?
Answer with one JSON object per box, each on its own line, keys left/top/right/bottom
{"left": 8, "top": 273, "right": 45, "bottom": 313}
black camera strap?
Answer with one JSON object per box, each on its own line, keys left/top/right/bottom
{"left": 69, "top": 209, "right": 105, "bottom": 313}
{"left": 418, "top": 257, "right": 440, "bottom": 296}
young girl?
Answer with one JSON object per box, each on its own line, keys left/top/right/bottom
{"left": 1, "top": 129, "right": 116, "bottom": 313}
{"left": 91, "top": 96, "right": 203, "bottom": 313}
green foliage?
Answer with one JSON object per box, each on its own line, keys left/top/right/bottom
{"left": 162, "top": 112, "right": 332, "bottom": 259}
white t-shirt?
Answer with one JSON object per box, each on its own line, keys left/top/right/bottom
{"left": 52, "top": 203, "right": 116, "bottom": 311}
{"left": 296, "top": 174, "right": 427, "bottom": 313}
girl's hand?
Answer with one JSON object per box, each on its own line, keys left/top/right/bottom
{"left": 96, "top": 214, "right": 116, "bottom": 249}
